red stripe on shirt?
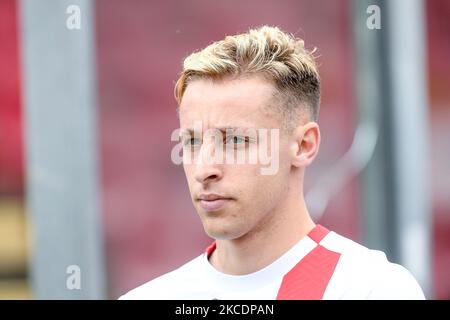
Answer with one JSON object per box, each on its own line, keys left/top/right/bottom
{"left": 308, "top": 224, "right": 330, "bottom": 244}
{"left": 205, "top": 242, "right": 216, "bottom": 258}
{"left": 276, "top": 244, "right": 341, "bottom": 300}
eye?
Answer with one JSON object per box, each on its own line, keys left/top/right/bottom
{"left": 183, "top": 137, "right": 202, "bottom": 146}
{"left": 225, "top": 135, "right": 247, "bottom": 145}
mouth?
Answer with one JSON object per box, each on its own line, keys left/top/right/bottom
{"left": 197, "top": 194, "right": 233, "bottom": 212}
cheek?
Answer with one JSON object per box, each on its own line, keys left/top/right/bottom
{"left": 183, "top": 164, "right": 195, "bottom": 189}
{"left": 236, "top": 165, "right": 288, "bottom": 205}
{"left": 258, "top": 174, "right": 288, "bottom": 201}
{"left": 250, "top": 153, "right": 291, "bottom": 198}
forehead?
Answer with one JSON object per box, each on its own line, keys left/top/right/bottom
{"left": 179, "top": 76, "right": 279, "bottom": 129}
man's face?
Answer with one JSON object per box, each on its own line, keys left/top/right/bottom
{"left": 179, "top": 76, "right": 294, "bottom": 240}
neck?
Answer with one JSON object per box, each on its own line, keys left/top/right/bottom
{"left": 209, "top": 171, "right": 315, "bottom": 275}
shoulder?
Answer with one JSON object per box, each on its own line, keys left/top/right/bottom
{"left": 365, "top": 260, "right": 425, "bottom": 299}
{"left": 321, "top": 231, "right": 425, "bottom": 299}
{"left": 118, "top": 254, "right": 204, "bottom": 300}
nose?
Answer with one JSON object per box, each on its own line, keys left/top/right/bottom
{"left": 194, "top": 141, "right": 223, "bottom": 184}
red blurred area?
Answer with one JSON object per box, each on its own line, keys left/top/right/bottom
{"left": 0, "top": 0, "right": 24, "bottom": 196}
{"left": 427, "top": 0, "right": 450, "bottom": 299}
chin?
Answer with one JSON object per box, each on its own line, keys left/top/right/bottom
{"left": 202, "top": 219, "right": 247, "bottom": 241}
{"left": 203, "top": 225, "right": 233, "bottom": 240}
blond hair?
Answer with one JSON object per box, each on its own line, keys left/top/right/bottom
{"left": 174, "top": 25, "right": 321, "bottom": 127}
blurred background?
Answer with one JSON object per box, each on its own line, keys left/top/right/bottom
{"left": 0, "top": 0, "right": 449, "bottom": 299}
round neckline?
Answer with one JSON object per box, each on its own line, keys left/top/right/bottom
{"left": 201, "top": 233, "right": 318, "bottom": 289}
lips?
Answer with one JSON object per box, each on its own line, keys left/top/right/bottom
{"left": 197, "top": 194, "right": 232, "bottom": 212}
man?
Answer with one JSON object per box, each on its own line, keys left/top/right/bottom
{"left": 120, "top": 26, "right": 425, "bottom": 299}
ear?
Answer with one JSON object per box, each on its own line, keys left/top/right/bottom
{"left": 290, "top": 122, "right": 321, "bottom": 168}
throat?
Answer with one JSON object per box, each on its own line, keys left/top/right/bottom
{"left": 208, "top": 217, "right": 315, "bottom": 275}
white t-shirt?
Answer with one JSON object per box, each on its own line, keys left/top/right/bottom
{"left": 119, "top": 224, "right": 425, "bottom": 300}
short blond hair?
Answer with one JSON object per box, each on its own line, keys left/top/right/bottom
{"left": 174, "top": 25, "right": 321, "bottom": 127}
